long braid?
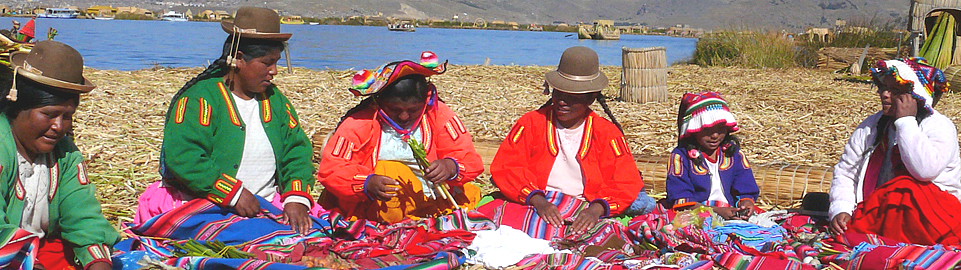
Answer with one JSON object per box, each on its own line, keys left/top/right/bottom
{"left": 165, "top": 39, "right": 234, "bottom": 115}
{"left": 596, "top": 94, "right": 622, "bottom": 133}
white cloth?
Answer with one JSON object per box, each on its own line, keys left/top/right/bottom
{"left": 232, "top": 93, "right": 278, "bottom": 202}
{"left": 705, "top": 157, "right": 729, "bottom": 204}
{"left": 546, "top": 121, "right": 586, "bottom": 200}
{"left": 465, "top": 225, "right": 561, "bottom": 268}
{"left": 17, "top": 152, "right": 50, "bottom": 237}
{"left": 829, "top": 111, "right": 961, "bottom": 219}
{"left": 377, "top": 123, "right": 435, "bottom": 198}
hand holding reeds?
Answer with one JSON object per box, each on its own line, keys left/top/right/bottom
{"left": 408, "top": 139, "right": 459, "bottom": 209}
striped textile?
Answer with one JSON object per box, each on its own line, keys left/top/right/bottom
{"left": 712, "top": 252, "right": 816, "bottom": 270}
{"left": 0, "top": 228, "right": 37, "bottom": 269}
{"left": 477, "top": 191, "right": 595, "bottom": 240}
{"left": 117, "top": 196, "right": 488, "bottom": 269}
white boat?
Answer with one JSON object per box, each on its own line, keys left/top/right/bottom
{"left": 93, "top": 16, "right": 115, "bottom": 20}
{"left": 38, "top": 8, "right": 79, "bottom": 19}
{"left": 160, "top": 11, "right": 188, "bottom": 22}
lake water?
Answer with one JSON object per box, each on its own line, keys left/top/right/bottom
{"left": 12, "top": 18, "right": 698, "bottom": 71}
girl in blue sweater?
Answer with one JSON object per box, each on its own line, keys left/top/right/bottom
{"left": 666, "top": 92, "right": 759, "bottom": 220}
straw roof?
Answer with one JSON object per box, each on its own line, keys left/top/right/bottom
{"left": 76, "top": 64, "right": 961, "bottom": 227}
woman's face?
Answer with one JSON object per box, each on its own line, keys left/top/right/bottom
{"left": 234, "top": 50, "right": 281, "bottom": 98}
{"left": 694, "top": 124, "right": 728, "bottom": 155}
{"left": 551, "top": 90, "right": 596, "bottom": 128}
{"left": 877, "top": 74, "right": 913, "bottom": 116}
{"left": 11, "top": 99, "right": 77, "bottom": 160}
{"left": 378, "top": 97, "right": 426, "bottom": 130}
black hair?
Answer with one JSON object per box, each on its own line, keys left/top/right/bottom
{"left": 336, "top": 74, "right": 430, "bottom": 128}
{"left": 538, "top": 92, "right": 624, "bottom": 133}
{"left": 0, "top": 69, "right": 79, "bottom": 120}
{"left": 166, "top": 36, "right": 286, "bottom": 113}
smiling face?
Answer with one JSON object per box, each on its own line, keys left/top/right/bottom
{"left": 551, "top": 90, "right": 596, "bottom": 128}
{"left": 693, "top": 124, "right": 728, "bottom": 156}
{"left": 11, "top": 99, "right": 78, "bottom": 161}
{"left": 877, "top": 74, "right": 913, "bottom": 116}
{"left": 232, "top": 49, "right": 282, "bottom": 99}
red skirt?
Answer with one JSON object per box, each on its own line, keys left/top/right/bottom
{"left": 849, "top": 175, "right": 961, "bottom": 245}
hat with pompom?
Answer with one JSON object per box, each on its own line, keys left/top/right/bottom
{"left": 677, "top": 92, "right": 738, "bottom": 139}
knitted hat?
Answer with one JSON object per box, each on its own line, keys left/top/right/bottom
{"left": 349, "top": 51, "right": 447, "bottom": 96}
{"left": 869, "top": 57, "right": 948, "bottom": 112}
{"left": 677, "top": 92, "right": 738, "bottom": 139}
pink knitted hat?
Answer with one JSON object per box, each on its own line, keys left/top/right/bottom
{"left": 677, "top": 92, "right": 739, "bottom": 139}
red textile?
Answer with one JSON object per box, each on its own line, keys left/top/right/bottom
{"left": 849, "top": 175, "right": 961, "bottom": 245}
{"left": 316, "top": 101, "right": 483, "bottom": 219}
{"left": 37, "top": 238, "right": 80, "bottom": 270}
{"left": 490, "top": 107, "right": 642, "bottom": 215}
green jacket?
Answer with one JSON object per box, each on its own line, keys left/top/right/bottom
{"left": 0, "top": 115, "right": 119, "bottom": 267}
{"left": 161, "top": 77, "right": 315, "bottom": 207}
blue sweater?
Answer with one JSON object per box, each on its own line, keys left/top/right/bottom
{"left": 665, "top": 147, "right": 759, "bottom": 208}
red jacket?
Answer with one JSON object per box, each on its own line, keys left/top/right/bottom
{"left": 316, "top": 101, "right": 483, "bottom": 217}
{"left": 490, "top": 107, "right": 643, "bottom": 216}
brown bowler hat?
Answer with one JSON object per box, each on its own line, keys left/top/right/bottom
{"left": 544, "top": 46, "right": 608, "bottom": 94}
{"left": 9, "top": 40, "right": 96, "bottom": 93}
{"left": 220, "top": 7, "right": 292, "bottom": 41}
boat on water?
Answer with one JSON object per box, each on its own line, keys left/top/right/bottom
{"left": 280, "top": 16, "right": 305, "bottom": 25}
{"left": 38, "top": 8, "right": 80, "bottom": 19}
{"left": 578, "top": 20, "right": 620, "bottom": 40}
{"left": 91, "top": 11, "right": 115, "bottom": 20}
{"left": 160, "top": 11, "right": 188, "bottom": 22}
{"left": 387, "top": 22, "right": 415, "bottom": 32}
{"left": 308, "top": 22, "right": 320, "bottom": 25}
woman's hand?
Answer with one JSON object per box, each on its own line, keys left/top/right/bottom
{"left": 529, "top": 194, "right": 563, "bottom": 227}
{"left": 892, "top": 93, "right": 918, "bottom": 119}
{"left": 365, "top": 175, "right": 399, "bottom": 201}
{"left": 571, "top": 202, "right": 605, "bottom": 233}
{"left": 284, "top": 202, "right": 312, "bottom": 235}
{"left": 234, "top": 189, "right": 260, "bottom": 217}
{"left": 87, "top": 261, "right": 111, "bottom": 270}
{"left": 830, "top": 212, "right": 852, "bottom": 236}
{"left": 425, "top": 158, "right": 457, "bottom": 184}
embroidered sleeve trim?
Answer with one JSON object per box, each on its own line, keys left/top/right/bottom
{"left": 285, "top": 104, "right": 298, "bottom": 128}
{"left": 206, "top": 174, "right": 243, "bottom": 206}
{"left": 174, "top": 96, "right": 188, "bottom": 124}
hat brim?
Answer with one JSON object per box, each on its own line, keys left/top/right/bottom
{"left": 545, "top": 70, "right": 608, "bottom": 94}
{"left": 350, "top": 60, "right": 447, "bottom": 96}
{"left": 10, "top": 51, "right": 95, "bottom": 93}
{"left": 221, "top": 21, "right": 292, "bottom": 41}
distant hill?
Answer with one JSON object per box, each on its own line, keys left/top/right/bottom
{"left": 51, "top": 0, "right": 910, "bottom": 31}
{"left": 264, "top": 0, "right": 911, "bottom": 31}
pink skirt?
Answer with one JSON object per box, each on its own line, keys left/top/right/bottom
{"left": 134, "top": 181, "right": 325, "bottom": 225}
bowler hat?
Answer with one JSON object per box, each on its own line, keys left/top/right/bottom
{"left": 9, "top": 40, "right": 95, "bottom": 93}
{"left": 221, "top": 7, "right": 291, "bottom": 41}
{"left": 545, "top": 46, "right": 608, "bottom": 94}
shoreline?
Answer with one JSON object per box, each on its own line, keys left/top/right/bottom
{"left": 76, "top": 64, "right": 961, "bottom": 225}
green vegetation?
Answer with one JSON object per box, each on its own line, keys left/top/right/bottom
{"left": 919, "top": 12, "right": 956, "bottom": 69}
{"left": 691, "top": 31, "right": 797, "bottom": 68}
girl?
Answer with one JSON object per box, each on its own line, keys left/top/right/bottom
{"left": 135, "top": 7, "right": 316, "bottom": 235}
{"left": 0, "top": 41, "right": 118, "bottom": 269}
{"left": 666, "top": 92, "right": 759, "bottom": 220}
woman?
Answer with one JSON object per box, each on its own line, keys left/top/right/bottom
{"left": 829, "top": 57, "right": 961, "bottom": 245}
{"left": 135, "top": 7, "right": 316, "bottom": 234}
{"left": 316, "top": 52, "right": 484, "bottom": 224}
{"left": 480, "top": 46, "right": 653, "bottom": 239}
{"left": 0, "top": 41, "right": 118, "bottom": 269}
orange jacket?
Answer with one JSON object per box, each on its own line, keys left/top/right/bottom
{"left": 490, "top": 107, "right": 643, "bottom": 216}
{"left": 316, "top": 101, "right": 483, "bottom": 217}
